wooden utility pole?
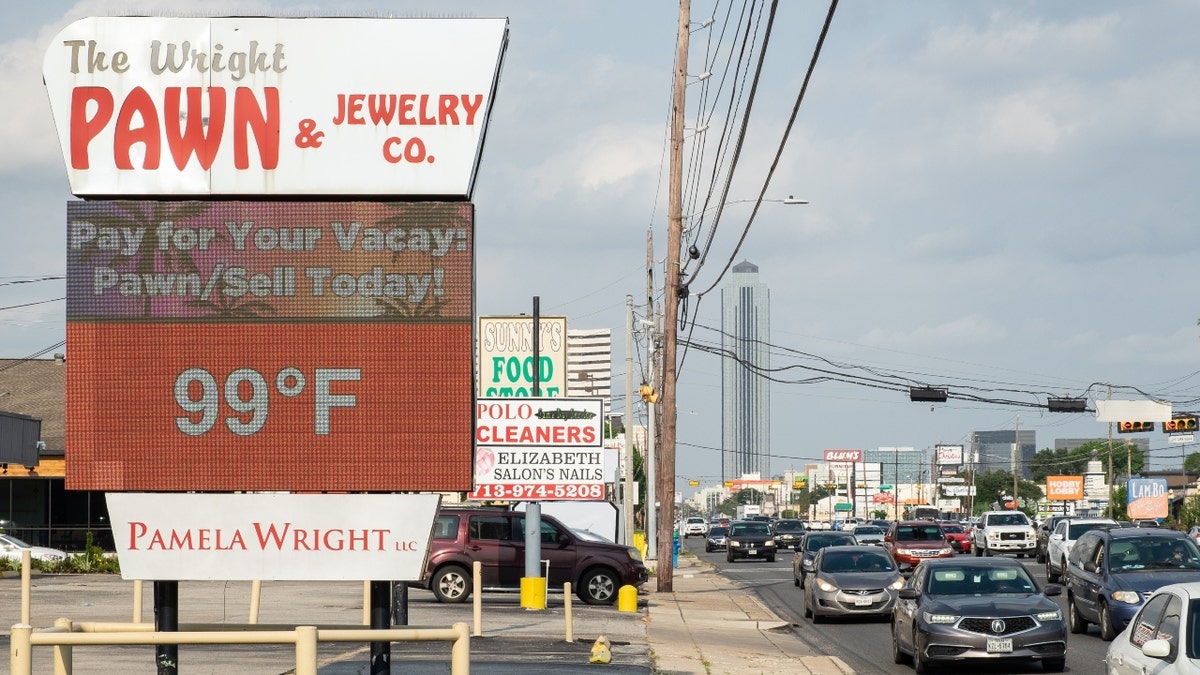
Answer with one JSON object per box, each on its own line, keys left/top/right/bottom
{"left": 657, "top": 0, "right": 689, "bottom": 593}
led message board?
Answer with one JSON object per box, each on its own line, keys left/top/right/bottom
{"left": 66, "top": 200, "right": 473, "bottom": 491}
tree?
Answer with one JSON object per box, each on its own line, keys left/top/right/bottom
{"left": 1109, "top": 485, "right": 1128, "bottom": 520}
{"left": 972, "top": 470, "right": 1044, "bottom": 516}
{"left": 1030, "top": 440, "right": 1144, "bottom": 482}
{"left": 1186, "top": 452, "right": 1200, "bottom": 477}
{"left": 872, "top": 509, "right": 889, "bottom": 519}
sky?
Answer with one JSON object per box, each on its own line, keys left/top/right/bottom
{"left": 4, "top": 1, "right": 1200, "bottom": 498}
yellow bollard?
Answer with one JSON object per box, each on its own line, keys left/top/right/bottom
{"left": 520, "top": 576, "right": 546, "bottom": 610}
{"left": 617, "top": 584, "right": 638, "bottom": 612}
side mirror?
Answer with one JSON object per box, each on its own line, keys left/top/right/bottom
{"left": 1142, "top": 639, "right": 1171, "bottom": 659}
{"left": 898, "top": 588, "right": 919, "bottom": 600}
{"left": 802, "top": 559, "right": 815, "bottom": 571}
{"left": 1084, "top": 561, "right": 1098, "bottom": 573}
{"left": 558, "top": 533, "right": 571, "bottom": 546}
{"left": 1043, "top": 583, "right": 1062, "bottom": 597}
{"left": 1050, "top": 534, "right": 1063, "bottom": 541}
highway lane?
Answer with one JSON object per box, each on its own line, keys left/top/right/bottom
{"left": 683, "top": 539, "right": 1113, "bottom": 674}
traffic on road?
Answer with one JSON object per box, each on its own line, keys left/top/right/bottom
{"left": 679, "top": 516, "right": 1200, "bottom": 674}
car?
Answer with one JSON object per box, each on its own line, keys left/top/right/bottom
{"left": 891, "top": 557, "right": 1067, "bottom": 673}
{"left": 1037, "top": 515, "right": 1072, "bottom": 563}
{"left": 1104, "top": 581, "right": 1200, "bottom": 674}
{"left": 726, "top": 520, "right": 777, "bottom": 563}
{"left": 972, "top": 510, "right": 1037, "bottom": 558}
{"left": 1045, "top": 517, "right": 1118, "bottom": 583}
{"left": 1189, "top": 526, "right": 1200, "bottom": 545}
{"left": 0, "top": 534, "right": 67, "bottom": 563}
{"left": 705, "top": 526, "right": 729, "bottom": 552}
{"left": 771, "top": 518, "right": 807, "bottom": 550}
{"left": 793, "top": 531, "right": 858, "bottom": 588}
{"left": 938, "top": 522, "right": 971, "bottom": 554}
{"left": 804, "top": 545, "right": 904, "bottom": 623}
{"left": 883, "top": 520, "right": 955, "bottom": 570}
{"left": 1066, "top": 527, "right": 1200, "bottom": 640}
{"left": 682, "top": 516, "right": 708, "bottom": 538}
{"left": 850, "top": 525, "right": 885, "bottom": 546}
{"left": 416, "top": 507, "right": 647, "bottom": 605}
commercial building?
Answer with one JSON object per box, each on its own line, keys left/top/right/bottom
{"left": 974, "top": 429, "right": 1037, "bottom": 478}
{"left": 721, "top": 261, "right": 770, "bottom": 482}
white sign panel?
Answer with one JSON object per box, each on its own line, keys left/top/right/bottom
{"left": 478, "top": 316, "right": 567, "bottom": 397}
{"left": 1094, "top": 399, "right": 1172, "bottom": 423}
{"left": 106, "top": 493, "right": 440, "bottom": 580}
{"left": 935, "top": 444, "right": 964, "bottom": 465}
{"left": 942, "top": 485, "right": 977, "bottom": 497}
{"left": 470, "top": 397, "right": 605, "bottom": 501}
{"left": 43, "top": 17, "right": 508, "bottom": 197}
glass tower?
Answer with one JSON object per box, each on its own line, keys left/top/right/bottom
{"left": 721, "top": 261, "right": 770, "bottom": 482}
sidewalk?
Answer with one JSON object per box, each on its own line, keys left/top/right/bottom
{"left": 645, "top": 554, "right": 856, "bottom": 675}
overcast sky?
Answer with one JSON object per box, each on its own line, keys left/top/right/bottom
{"left": 5, "top": 1, "right": 1200, "bottom": 495}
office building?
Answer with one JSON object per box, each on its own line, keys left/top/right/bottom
{"left": 974, "top": 430, "right": 1036, "bottom": 478}
{"left": 866, "top": 446, "right": 927, "bottom": 486}
{"left": 721, "top": 261, "right": 770, "bottom": 482}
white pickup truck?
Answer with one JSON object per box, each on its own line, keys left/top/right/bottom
{"left": 972, "top": 510, "right": 1037, "bottom": 557}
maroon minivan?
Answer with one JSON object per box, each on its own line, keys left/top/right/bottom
{"left": 417, "top": 507, "right": 648, "bottom": 605}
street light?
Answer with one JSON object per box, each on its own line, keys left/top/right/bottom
{"left": 682, "top": 195, "right": 808, "bottom": 224}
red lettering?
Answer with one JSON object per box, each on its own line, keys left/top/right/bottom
{"left": 399, "top": 94, "right": 416, "bottom": 124}
{"left": 461, "top": 94, "right": 483, "bottom": 125}
{"left": 113, "top": 86, "right": 161, "bottom": 169}
{"left": 70, "top": 86, "right": 114, "bottom": 169}
{"left": 128, "top": 521, "right": 147, "bottom": 550}
{"left": 367, "top": 95, "right": 397, "bottom": 125}
{"left": 323, "top": 529, "right": 344, "bottom": 551}
{"left": 254, "top": 522, "right": 290, "bottom": 549}
{"left": 233, "top": 86, "right": 279, "bottom": 169}
{"left": 164, "top": 86, "right": 225, "bottom": 170}
{"left": 418, "top": 94, "right": 436, "bottom": 124}
{"left": 438, "top": 94, "right": 459, "bottom": 124}
{"left": 346, "top": 94, "right": 365, "bottom": 124}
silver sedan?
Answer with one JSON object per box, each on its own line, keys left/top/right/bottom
{"left": 804, "top": 545, "right": 904, "bottom": 622}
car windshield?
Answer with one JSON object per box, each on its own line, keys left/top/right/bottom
{"left": 732, "top": 523, "right": 772, "bottom": 537}
{"left": 708, "top": 527, "right": 728, "bottom": 537}
{"left": 806, "top": 535, "right": 856, "bottom": 551}
{"left": 820, "top": 550, "right": 895, "bottom": 573}
{"left": 774, "top": 521, "right": 805, "bottom": 533}
{"left": 1109, "top": 538, "right": 1200, "bottom": 571}
{"left": 988, "top": 513, "right": 1029, "bottom": 526}
{"left": 853, "top": 526, "right": 883, "bottom": 535}
{"left": 940, "top": 525, "right": 963, "bottom": 534}
{"left": 895, "top": 525, "right": 944, "bottom": 541}
{"left": 1068, "top": 522, "right": 1112, "bottom": 539}
{"left": 927, "top": 566, "right": 1036, "bottom": 595}
{"left": 572, "top": 529, "right": 614, "bottom": 543}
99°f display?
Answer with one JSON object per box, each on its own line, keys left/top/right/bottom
{"left": 66, "top": 201, "right": 474, "bottom": 492}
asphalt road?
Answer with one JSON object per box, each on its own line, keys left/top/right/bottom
{"left": 682, "top": 539, "right": 1113, "bottom": 674}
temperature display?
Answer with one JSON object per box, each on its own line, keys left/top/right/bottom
{"left": 174, "top": 367, "right": 360, "bottom": 436}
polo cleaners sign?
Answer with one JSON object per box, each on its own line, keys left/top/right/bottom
{"left": 43, "top": 17, "right": 508, "bottom": 197}
{"left": 470, "top": 398, "right": 604, "bottom": 501}
{"left": 106, "top": 493, "right": 440, "bottom": 580}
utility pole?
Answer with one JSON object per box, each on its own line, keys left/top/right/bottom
{"left": 1012, "top": 416, "right": 1020, "bottom": 510}
{"left": 645, "top": 227, "right": 658, "bottom": 560}
{"left": 657, "top": 0, "right": 689, "bottom": 593}
{"left": 1107, "top": 386, "right": 1114, "bottom": 519}
{"left": 624, "top": 295, "right": 635, "bottom": 545}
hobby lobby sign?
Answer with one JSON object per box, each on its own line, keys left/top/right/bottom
{"left": 823, "top": 449, "right": 863, "bottom": 463}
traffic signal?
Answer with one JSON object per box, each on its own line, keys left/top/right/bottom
{"left": 1117, "top": 421, "right": 1155, "bottom": 433}
{"left": 1164, "top": 416, "right": 1199, "bottom": 433}
{"left": 639, "top": 383, "right": 658, "bottom": 403}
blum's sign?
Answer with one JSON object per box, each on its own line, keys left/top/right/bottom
{"left": 1046, "top": 475, "right": 1084, "bottom": 501}
{"left": 823, "top": 449, "right": 862, "bottom": 463}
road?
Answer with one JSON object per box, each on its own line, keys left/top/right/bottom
{"left": 682, "top": 539, "right": 1112, "bottom": 674}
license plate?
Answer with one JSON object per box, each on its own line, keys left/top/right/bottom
{"left": 854, "top": 596, "right": 873, "bottom": 606}
{"left": 747, "top": 549, "right": 757, "bottom": 555}
{"left": 986, "top": 638, "right": 1013, "bottom": 653}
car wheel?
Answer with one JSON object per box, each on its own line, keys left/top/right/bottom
{"left": 578, "top": 567, "right": 620, "bottom": 606}
{"left": 767, "top": 555, "right": 776, "bottom": 563}
{"left": 1016, "top": 552, "right": 1024, "bottom": 558}
{"left": 911, "top": 630, "right": 930, "bottom": 674}
{"left": 430, "top": 565, "right": 471, "bottom": 603}
{"left": 803, "top": 593, "right": 813, "bottom": 618}
{"left": 794, "top": 573, "right": 801, "bottom": 587}
{"left": 799, "top": 572, "right": 805, "bottom": 589}
{"left": 1036, "top": 547, "right": 1045, "bottom": 563}
{"left": 1099, "top": 601, "right": 1117, "bottom": 641}
{"left": 974, "top": 544, "right": 983, "bottom": 557}
{"left": 1068, "top": 595, "right": 1088, "bottom": 634}
{"left": 705, "top": 544, "right": 712, "bottom": 552}
{"left": 727, "top": 551, "right": 735, "bottom": 563}
{"left": 891, "top": 618, "right": 909, "bottom": 664}
{"left": 1042, "top": 657, "right": 1065, "bottom": 673}
{"left": 984, "top": 547, "right": 993, "bottom": 557}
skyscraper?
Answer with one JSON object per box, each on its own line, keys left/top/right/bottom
{"left": 721, "top": 261, "right": 770, "bottom": 481}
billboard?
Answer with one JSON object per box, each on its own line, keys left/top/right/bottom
{"left": 823, "top": 449, "right": 862, "bottom": 463}
{"left": 469, "top": 397, "right": 605, "bottom": 501}
{"left": 1127, "top": 478, "right": 1169, "bottom": 520}
{"left": 65, "top": 200, "right": 474, "bottom": 492}
{"left": 43, "top": 17, "right": 507, "bottom": 198}
{"left": 1046, "top": 475, "right": 1085, "bottom": 501}
{"left": 478, "top": 316, "right": 567, "bottom": 397}
{"left": 935, "top": 444, "right": 963, "bottom": 465}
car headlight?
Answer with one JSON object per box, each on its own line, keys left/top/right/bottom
{"left": 764, "top": 540, "right": 776, "bottom": 547}
{"left": 1112, "top": 591, "right": 1142, "bottom": 604}
{"left": 1035, "top": 609, "right": 1062, "bottom": 622}
{"left": 889, "top": 578, "right": 906, "bottom": 590}
{"left": 896, "top": 548, "right": 913, "bottom": 556}
{"left": 923, "top": 612, "right": 959, "bottom": 625}
{"left": 816, "top": 578, "right": 838, "bottom": 592}
{"left": 939, "top": 546, "right": 954, "bottom": 555}
{"left": 730, "top": 540, "right": 741, "bottom": 547}
{"left": 627, "top": 547, "right": 643, "bottom": 563}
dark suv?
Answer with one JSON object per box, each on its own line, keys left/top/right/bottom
{"left": 417, "top": 507, "right": 648, "bottom": 605}
{"left": 1065, "top": 527, "right": 1200, "bottom": 640}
